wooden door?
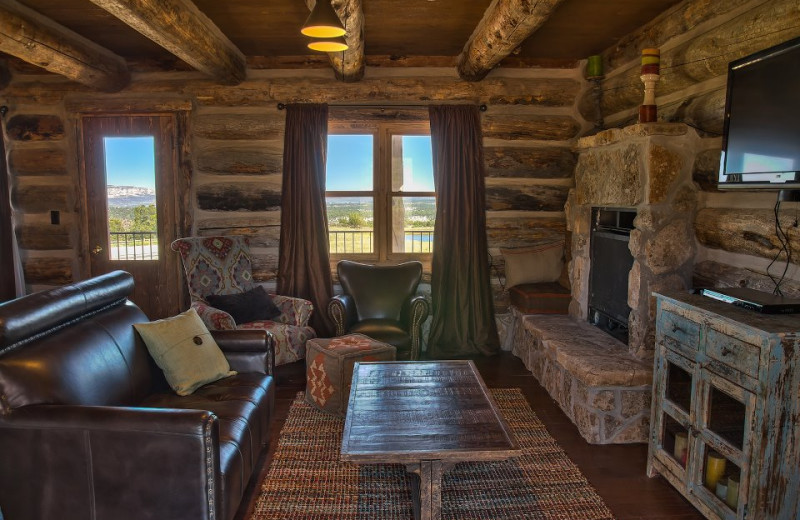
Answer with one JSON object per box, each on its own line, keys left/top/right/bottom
{"left": 81, "top": 115, "right": 181, "bottom": 319}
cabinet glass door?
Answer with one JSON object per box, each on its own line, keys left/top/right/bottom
{"left": 665, "top": 358, "right": 693, "bottom": 413}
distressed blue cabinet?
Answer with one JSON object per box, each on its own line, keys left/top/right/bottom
{"left": 648, "top": 291, "right": 800, "bottom": 520}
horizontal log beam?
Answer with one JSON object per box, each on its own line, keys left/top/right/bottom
{"left": 12, "top": 184, "right": 73, "bottom": 213}
{"left": 23, "top": 257, "right": 72, "bottom": 285}
{"left": 197, "top": 225, "right": 280, "bottom": 248}
{"left": 194, "top": 114, "right": 284, "bottom": 140}
{"left": 581, "top": 0, "right": 800, "bottom": 121}
{"left": 658, "top": 87, "right": 727, "bottom": 135}
{"left": 484, "top": 146, "right": 575, "bottom": 179}
{"left": 195, "top": 145, "right": 282, "bottom": 175}
{"left": 486, "top": 184, "right": 570, "bottom": 212}
{"left": 305, "top": 0, "right": 366, "bottom": 82}
{"left": 0, "top": 0, "right": 129, "bottom": 92}
{"left": 8, "top": 148, "right": 67, "bottom": 176}
{"left": 17, "top": 224, "right": 71, "bottom": 250}
{"left": 88, "top": 0, "right": 246, "bottom": 85}
{"left": 693, "top": 260, "right": 800, "bottom": 299}
{"left": 486, "top": 216, "right": 566, "bottom": 249}
{"left": 5, "top": 115, "right": 64, "bottom": 141}
{"left": 196, "top": 184, "right": 282, "bottom": 212}
{"left": 457, "top": 0, "right": 568, "bottom": 81}
{"left": 695, "top": 208, "right": 800, "bottom": 264}
{"left": 482, "top": 114, "right": 580, "bottom": 141}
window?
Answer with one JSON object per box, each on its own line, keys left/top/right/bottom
{"left": 326, "top": 122, "right": 435, "bottom": 261}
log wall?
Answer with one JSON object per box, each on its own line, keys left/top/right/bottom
{"left": 591, "top": 0, "right": 800, "bottom": 295}
{"left": 0, "top": 66, "right": 587, "bottom": 307}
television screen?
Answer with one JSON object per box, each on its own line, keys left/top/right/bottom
{"left": 718, "top": 36, "right": 800, "bottom": 190}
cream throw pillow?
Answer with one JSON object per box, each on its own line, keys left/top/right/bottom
{"left": 501, "top": 241, "right": 565, "bottom": 288}
{"left": 134, "top": 308, "right": 236, "bottom": 396}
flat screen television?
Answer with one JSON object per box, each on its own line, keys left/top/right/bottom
{"left": 718, "top": 36, "right": 800, "bottom": 190}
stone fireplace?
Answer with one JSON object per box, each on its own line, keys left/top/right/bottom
{"left": 567, "top": 123, "right": 701, "bottom": 360}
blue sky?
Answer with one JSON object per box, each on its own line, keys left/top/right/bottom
{"left": 103, "top": 137, "right": 156, "bottom": 189}
{"left": 326, "top": 135, "right": 434, "bottom": 191}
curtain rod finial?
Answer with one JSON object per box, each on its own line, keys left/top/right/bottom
{"left": 277, "top": 103, "right": 286, "bottom": 110}
{"left": 479, "top": 104, "right": 487, "bottom": 112}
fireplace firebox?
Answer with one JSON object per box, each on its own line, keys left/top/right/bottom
{"left": 588, "top": 208, "right": 635, "bottom": 344}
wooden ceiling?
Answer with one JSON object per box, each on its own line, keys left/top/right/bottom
{"left": 2, "top": 0, "right": 682, "bottom": 89}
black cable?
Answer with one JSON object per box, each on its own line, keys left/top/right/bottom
{"left": 767, "top": 197, "right": 793, "bottom": 296}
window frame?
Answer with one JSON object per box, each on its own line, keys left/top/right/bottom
{"left": 326, "top": 119, "right": 434, "bottom": 266}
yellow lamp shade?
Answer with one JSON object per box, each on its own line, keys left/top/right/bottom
{"left": 308, "top": 36, "right": 348, "bottom": 52}
{"left": 301, "top": 0, "right": 346, "bottom": 38}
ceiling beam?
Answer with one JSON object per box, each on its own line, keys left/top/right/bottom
{"left": 88, "top": 0, "right": 246, "bottom": 85}
{"left": 304, "top": 0, "right": 365, "bottom": 82}
{"left": 0, "top": 0, "right": 129, "bottom": 92}
{"left": 457, "top": 0, "right": 568, "bottom": 82}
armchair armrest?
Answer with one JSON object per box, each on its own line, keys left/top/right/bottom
{"left": 401, "top": 295, "right": 430, "bottom": 360}
{"left": 192, "top": 301, "right": 236, "bottom": 330}
{"left": 0, "top": 405, "right": 222, "bottom": 520}
{"left": 212, "top": 329, "right": 275, "bottom": 376}
{"left": 270, "top": 294, "right": 314, "bottom": 327}
{"left": 328, "top": 294, "right": 357, "bottom": 336}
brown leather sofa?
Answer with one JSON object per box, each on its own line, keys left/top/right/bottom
{"left": 0, "top": 271, "right": 275, "bottom": 520}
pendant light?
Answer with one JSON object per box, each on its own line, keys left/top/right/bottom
{"left": 308, "top": 36, "right": 348, "bottom": 52}
{"left": 301, "top": 0, "right": 346, "bottom": 38}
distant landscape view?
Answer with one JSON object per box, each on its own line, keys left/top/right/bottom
{"left": 106, "top": 185, "right": 158, "bottom": 260}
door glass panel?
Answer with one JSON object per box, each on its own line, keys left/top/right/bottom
{"left": 103, "top": 137, "right": 158, "bottom": 260}
{"left": 708, "top": 385, "right": 746, "bottom": 450}
{"left": 665, "top": 360, "right": 692, "bottom": 412}
{"left": 391, "top": 197, "right": 435, "bottom": 253}
{"left": 661, "top": 414, "right": 689, "bottom": 468}
{"left": 701, "top": 444, "right": 742, "bottom": 512}
{"left": 327, "top": 196, "right": 374, "bottom": 253}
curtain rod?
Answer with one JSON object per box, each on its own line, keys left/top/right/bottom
{"left": 276, "top": 103, "right": 488, "bottom": 111}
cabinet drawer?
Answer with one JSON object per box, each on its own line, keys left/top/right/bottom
{"left": 659, "top": 310, "right": 700, "bottom": 349}
{"left": 706, "top": 329, "right": 760, "bottom": 378}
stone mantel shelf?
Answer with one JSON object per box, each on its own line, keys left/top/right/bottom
{"left": 575, "top": 123, "right": 691, "bottom": 150}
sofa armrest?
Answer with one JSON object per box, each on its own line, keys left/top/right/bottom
{"left": 0, "top": 405, "right": 222, "bottom": 520}
{"left": 327, "top": 294, "right": 357, "bottom": 336}
{"left": 193, "top": 301, "right": 236, "bottom": 330}
{"left": 270, "top": 294, "right": 314, "bottom": 327}
{"left": 212, "top": 329, "right": 275, "bottom": 376}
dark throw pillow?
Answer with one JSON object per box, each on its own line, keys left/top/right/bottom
{"left": 206, "top": 285, "right": 281, "bottom": 324}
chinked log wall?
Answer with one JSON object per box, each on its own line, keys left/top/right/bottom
{"left": 0, "top": 67, "right": 588, "bottom": 306}
{"left": 589, "top": 0, "right": 800, "bottom": 296}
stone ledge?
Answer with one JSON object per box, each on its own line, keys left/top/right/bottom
{"left": 575, "top": 123, "right": 690, "bottom": 149}
{"left": 511, "top": 311, "right": 653, "bottom": 444}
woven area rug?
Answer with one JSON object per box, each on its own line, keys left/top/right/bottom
{"left": 251, "top": 388, "right": 615, "bottom": 520}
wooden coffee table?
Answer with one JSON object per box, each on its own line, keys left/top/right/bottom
{"left": 340, "top": 360, "right": 520, "bottom": 520}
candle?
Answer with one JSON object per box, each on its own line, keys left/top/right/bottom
{"left": 673, "top": 431, "right": 688, "bottom": 467}
{"left": 587, "top": 55, "right": 603, "bottom": 77}
{"left": 716, "top": 478, "right": 729, "bottom": 501}
{"left": 705, "top": 451, "right": 727, "bottom": 490}
{"left": 726, "top": 475, "right": 740, "bottom": 509}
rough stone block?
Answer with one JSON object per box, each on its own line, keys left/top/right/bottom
{"left": 572, "top": 403, "right": 601, "bottom": 444}
{"left": 591, "top": 390, "right": 617, "bottom": 412}
{"left": 610, "top": 415, "right": 650, "bottom": 444}
{"left": 646, "top": 220, "right": 694, "bottom": 275}
{"left": 575, "top": 144, "right": 643, "bottom": 206}
{"left": 621, "top": 389, "right": 652, "bottom": 418}
{"left": 647, "top": 144, "right": 683, "bottom": 204}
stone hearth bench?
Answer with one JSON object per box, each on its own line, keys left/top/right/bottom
{"left": 511, "top": 311, "right": 653, "bottom": 444}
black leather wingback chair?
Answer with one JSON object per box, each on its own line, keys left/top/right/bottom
{"left": 328, "top": 260, "right": 429, "bottom": 360}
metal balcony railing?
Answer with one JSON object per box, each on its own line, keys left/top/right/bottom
{"left": 109, "top": 231, "right": 159, "bottom": 260}
{"left": 328, "top": 230, "right": 433, "bottom": 254}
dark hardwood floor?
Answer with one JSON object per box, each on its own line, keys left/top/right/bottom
{"left": 235, "top": 351, "right": 704, "bottom": 520}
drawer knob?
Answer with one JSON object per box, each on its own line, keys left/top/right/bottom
{"left": 671, "top": 324, "right": 684, "bottom": 334}
{"left": 721, "top": 346, "right": 732, "bottom": 356}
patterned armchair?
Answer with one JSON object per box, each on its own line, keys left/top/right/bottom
{"left": 171, "top": 236, "right": 316, "bottom": 366}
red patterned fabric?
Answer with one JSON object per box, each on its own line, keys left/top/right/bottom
{"left": 304, "top": 334, "right": 395, "bottom": 416}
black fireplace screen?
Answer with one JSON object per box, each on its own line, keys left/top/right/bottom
{"left": 588, "top": 208, "right": 635, "bottom": 344}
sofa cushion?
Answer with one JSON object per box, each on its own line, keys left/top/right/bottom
{"left": 502, "top": 242, "right": 564, "bottom": 289}
{"left": 134, "top": 308, "right": 236, "bottom": 396}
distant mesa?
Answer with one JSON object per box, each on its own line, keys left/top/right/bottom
{"left": 107, "top": 185, "right": 156, "bottom": 208}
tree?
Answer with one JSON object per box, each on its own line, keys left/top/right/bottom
{"left": 132, "top": 204, "right": 157, "bottom": 232}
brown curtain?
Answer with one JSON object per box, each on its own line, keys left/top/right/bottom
{"left": 427, "top": 105, "right": 499, "bottom": 358}
{"left": 278, "top": 104, "right": 334, "bottom": 336}
{"left": 0, "top": 128, "right": 21, "bottom": 302}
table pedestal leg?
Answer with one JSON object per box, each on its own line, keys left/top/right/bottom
{"left": 406, "top": 460, "right": 453, "bottom": 520}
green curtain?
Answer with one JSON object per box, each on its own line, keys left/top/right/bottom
{"left": 278, "top": 104, "right": 335, "bottom": 336}
{"left": 427, "top": 105, "right": 499, "bottom": 358}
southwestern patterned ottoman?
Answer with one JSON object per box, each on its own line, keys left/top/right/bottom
{"left": 305, "top": 333, "right": 396, "bottom": 416}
